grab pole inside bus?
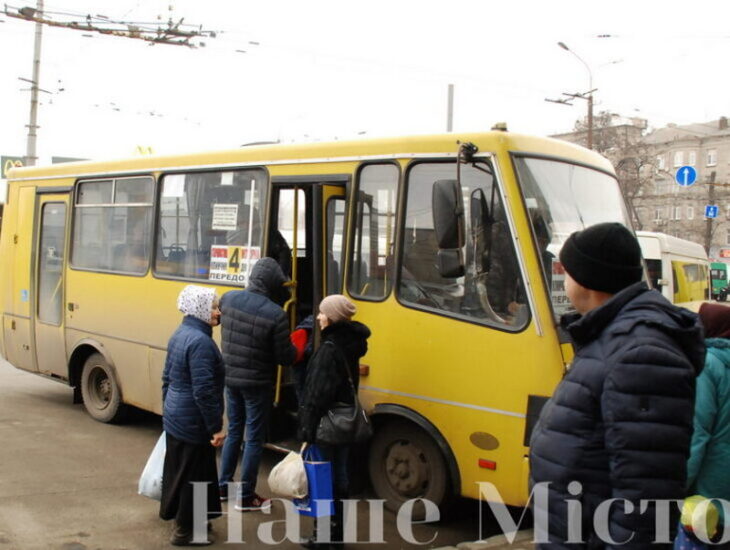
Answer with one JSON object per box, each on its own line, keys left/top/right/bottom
{"left": 275, "top": 186, "right": 298, "bottom": 405}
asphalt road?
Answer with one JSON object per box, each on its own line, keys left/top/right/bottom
{"left": 0, "top": 358, "right": 526, "bottom": 550}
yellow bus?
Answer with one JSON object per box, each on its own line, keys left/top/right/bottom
{"left": 637, "top": 231, "right": 710, "bottom": 304}
{"left": 0, "top": 131, "right": 630, "bottom": 512}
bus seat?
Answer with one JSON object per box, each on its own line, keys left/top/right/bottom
{"left": 167, "top": 248, "right": 186, "bottom": 264}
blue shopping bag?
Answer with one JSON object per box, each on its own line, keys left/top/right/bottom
{"left": 674, "top": 524, "right": 710, "bottom": 550}
{"left": 294, "top": 444, "right": 334, "bottom": 517}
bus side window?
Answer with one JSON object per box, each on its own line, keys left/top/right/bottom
{"left": 348, "top": 164, "right": 399, "bottom": 301}
{"left": 399, "top": 161, "right": 527, "bottom": 329}
{"left": 155, "top": 170, "right": 267, "bottom": 284}
{"left": 72, "top": 177, "right": 153, "bottom": 274}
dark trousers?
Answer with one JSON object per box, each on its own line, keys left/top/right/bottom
{"left": 160, "top": 433, "right": 221, "bottom": 529}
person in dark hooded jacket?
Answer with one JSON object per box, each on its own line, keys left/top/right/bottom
{"left": 529, "top": 223, "right": 705, "bottom": 549}
{"left": 218, "top": 257, "right": 297, "bottom": 511}
{"left": 298, "top": 294, "right": 371, "bottom": 549}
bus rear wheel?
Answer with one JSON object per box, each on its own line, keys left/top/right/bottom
{"left": 368, "top": 420, "right": 450, "bottom": 520}
{"left": 80, "top": 353, "right": 128, "bottom": 423}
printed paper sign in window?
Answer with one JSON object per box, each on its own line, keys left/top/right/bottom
{"left": 212, "top": 204, "right": 239, "bottom": 231}
{"left": 550, "top": 260, "right": 571, "bottom": 316}
{"left": 208, "top": 245, "right": 261, "bottom": 285}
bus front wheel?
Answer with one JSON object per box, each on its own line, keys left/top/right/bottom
{"left": 80, "top": 353, "right": 128, "bottom": 423}
{"left": 368, "top": 420, "right": 450, "bottom": 519}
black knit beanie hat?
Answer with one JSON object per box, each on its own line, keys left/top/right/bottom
{"left": 558, "top": 222, "right": 643, "bottom": 294}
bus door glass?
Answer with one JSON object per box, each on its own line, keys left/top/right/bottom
{"left": 270, "top": 182, "right": 347, "bottom": 324}
{"left": 34, "top": 194, "right": 69, "bottom": 377}
{"left": 268, "top": 181, "right": 346, "bottom": 420}
{"left": 320, "top": 185, "right": 347, "bottom": 297}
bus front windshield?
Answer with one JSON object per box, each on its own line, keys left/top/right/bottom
{"left": 513, "top": 156, "right": 633, "bottom": 320}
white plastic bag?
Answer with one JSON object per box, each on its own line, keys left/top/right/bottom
{"left": 138, "top": 432, "right": 166, "bottom": 501}
{"left": 268, "top": 450, "right": 308, "bottom": 499}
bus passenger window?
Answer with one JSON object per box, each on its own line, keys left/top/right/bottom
{"left": 348, "top": 164, "right": 398, "bottom": 300}
{"left": 71, "top": 177, "right": 153, "bottom": 274}
{"left": 155, "top": 169, "right": 267, "bottom": 285}
{"left": 399, "top": 162, "right": 527, "bottom": 329}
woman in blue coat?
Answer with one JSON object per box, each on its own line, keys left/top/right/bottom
{"left": 160, "top": 285, "right": 226, "bottom": 546}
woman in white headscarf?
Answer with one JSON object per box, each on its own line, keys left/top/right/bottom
{"left": 160, "top": 285, "right": 226, "bottom": 546}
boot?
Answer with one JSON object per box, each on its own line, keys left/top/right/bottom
{"left": 301, "top": 517, "right": 334, "bottom": 549}
{"left": 330, "top": 500, "right": 345, "bottom": 548}
{"left": 170, "top": 521, "right": 213, "bottom": 547}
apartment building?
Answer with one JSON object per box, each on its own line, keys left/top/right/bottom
{"left": 553, "top": 116, "right": 730, "bottom": 258}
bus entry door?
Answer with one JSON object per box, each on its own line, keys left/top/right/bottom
{"left": 33, "top": 194, "right": 69, "bottom": 378}
{"left": 270, "top": 180, "right": 346, "bottom": 410}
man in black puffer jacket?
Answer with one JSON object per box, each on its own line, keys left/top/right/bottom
{"left": 218, "top": 257, "right": 296, "bottom": 512}
{"left": 529, "top": 223, "right": 705, "bottom": 549}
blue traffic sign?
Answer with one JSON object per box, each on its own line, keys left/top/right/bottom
{"left": 705, "top": 205, "right": 719, "bottom": 218}
{"left": 676, "top": 166, "right": 697, "bottom": 187}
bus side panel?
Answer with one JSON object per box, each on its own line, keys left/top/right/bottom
{"left": 148, "top": 348, "right": 166, "bottom": 415}
{"left": 2, "top": 186, "right": 37, "bottom": 372}
{"left": 357, "top": 295, "right": 564, "bottom": 507}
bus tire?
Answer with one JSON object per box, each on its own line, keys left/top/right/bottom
{"left": 80, "top": 353, "right": 128, "bottom": 423}
{"left": 368, "top": 420, "right": 450, "bottom": 520}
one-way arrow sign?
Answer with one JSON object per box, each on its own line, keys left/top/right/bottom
{"left": 676, "top": 166, "right": 697, "bottom": 187}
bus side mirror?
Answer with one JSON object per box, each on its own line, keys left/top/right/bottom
{"left": 433, "top": 179, "right": 464, "bottom": 249}
{"left": 432, "top": 179, "right": 465, "bottom": 278}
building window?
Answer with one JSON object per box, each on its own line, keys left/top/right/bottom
{"left": 726, "top": 229, "right": 730, "bottom": 246}
{"left": 674, "top": 206, "right": 682, "bottom": 220}
{"left": 673, "top": 151, "right": 684, "bottom": 167}
{"left": 656, "top": 155, "right": 665, "bottom": 171}
{"left": 655, "top": 180, "right": 667, "bottom": 194}
{"left": 688, "top": 151, "right": 696, "bottom": 166}
{"left": 708, "top": 149, "right": 718, "bottom": 167}
{"left": 654, "top": 207, "right": 663, "bottom": 221}
{"left": 687, "top": 206, "right": 694, "bottom": 220}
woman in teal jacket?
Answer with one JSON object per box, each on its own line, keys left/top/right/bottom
{"left": 689, "top": 302, "right": 730, "bottom": 529}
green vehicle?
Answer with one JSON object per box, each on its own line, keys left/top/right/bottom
{"left": 711, "top": 262, "right": 729, "bottom": 301}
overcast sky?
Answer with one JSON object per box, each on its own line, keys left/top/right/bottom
{"left": 1, "top": 0, "right": 730, "bottom": 163}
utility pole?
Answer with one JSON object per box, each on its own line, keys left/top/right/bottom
{"left": 6, "top": 4, "right": 218, "bottom": 166}
{"left": 587, "top": 92, "right": 593, "bottom": 150}
{"left": 446, "top": 84, "right": 454, "bottom": 132}
{"left": 705, "top": 170, "right": 717, "bottom": 255}
{"left": 25, "top": 0, "right": 44, "bottom": 166}
{"left": 546, "top": 42, "right": 595, "bottom": 150}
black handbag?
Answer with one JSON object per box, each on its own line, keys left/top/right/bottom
{"left": 315, "top": 343, "right": 373, "bottom": 446}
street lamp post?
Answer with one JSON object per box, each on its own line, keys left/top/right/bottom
{"left": 558, "top": 41, "right": 594, "bottom": 150}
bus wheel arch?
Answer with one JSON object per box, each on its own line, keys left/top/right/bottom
{"left": 69, "top": 341, "right": 128, "bottom": 423}
{"left": 368, "top": 405, "right": 460, "bottom": 519}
